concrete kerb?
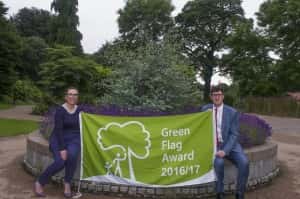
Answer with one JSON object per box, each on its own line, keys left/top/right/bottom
{"left": 24, "top": 131, "right": 279, "bottom": 198}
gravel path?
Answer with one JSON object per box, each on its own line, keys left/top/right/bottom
{"left": 0, "top": 105, "right": 42, "bottom": 121}
{"left": 0, "top": 107, "right": 299, "bottom": 198}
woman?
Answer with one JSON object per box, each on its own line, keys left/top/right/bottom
{"left": 34, "top": 87, "right": 81, "bottom": 198}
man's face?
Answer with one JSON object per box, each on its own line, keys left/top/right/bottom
{"left": 210, "top": 91, "right": 224, "bottom": 107}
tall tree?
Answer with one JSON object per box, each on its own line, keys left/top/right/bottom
{"left": 50, "top": 0, "right": 82, "bottom": 54}
{"left": 176, "top": 0, "right": 244, "bottom": 101}
{"left": 19, "top": 36, "right": 48, "bottom": 81}
{"left": 10, "top": 7, "right": 53, "bottom": 43}
{"left": 257, "top": 0, "right": 300, "bottom": 92}
{"left": 222, "top": 20, "right": 278, "bottom": 96}
{"left": 0, "top": 1, "right": 21, "bottom": 98}
{"left": 117, "top": 0, "right": 174, "bottom": 49}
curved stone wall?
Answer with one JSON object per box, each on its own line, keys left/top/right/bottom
{"left": 24, "top": 131, "right": 279, "bottom": 198}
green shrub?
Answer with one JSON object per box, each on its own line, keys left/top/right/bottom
{"left": 10, "top": 79, "right": 43, "bottom": 104}
{"left": 32, "top": 93, "right": 56, "bottom": 115}
{"left": 32, "top": 103, "right": 49, "bottom": 115}
{"left": 100, "top": 41, "right": 201, "bottom": 111}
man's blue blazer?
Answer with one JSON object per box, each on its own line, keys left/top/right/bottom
{"left": 201, "top": 104, "right": 243, "bottom": 155}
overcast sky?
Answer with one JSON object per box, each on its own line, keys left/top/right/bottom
{"left": 3, "top": 0, "right": 266, "bottom": 54}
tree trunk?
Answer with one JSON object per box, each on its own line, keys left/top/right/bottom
{"left": 203, "top": 65, "right": 213, "bottom": 103}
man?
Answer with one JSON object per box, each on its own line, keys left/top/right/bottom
{"left": 201, "top": 86, "right": 249, "bottom": 199}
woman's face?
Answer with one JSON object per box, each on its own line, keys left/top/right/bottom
{"left": 65, "top": 88, "right": 79, "bottom": 106}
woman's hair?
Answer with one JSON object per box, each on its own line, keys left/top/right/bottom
{"left": 64, "top": 86, "right": 79, "bottom": 95}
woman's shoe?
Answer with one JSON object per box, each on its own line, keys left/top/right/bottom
{"left": 34, "top": 182, "right": 46, "bottom": 197}
{"left": 35, "top": 192, "right": 46, "bottom": 198}
{"left": 63, "top": 182, "right": 72, "bottom": 198}
{"left": 63, "top": 192, "right": 73, "bottom": 198}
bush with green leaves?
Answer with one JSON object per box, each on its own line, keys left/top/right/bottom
{"left": 10, "top": 79, "right": 43, "bottom": 104}
{"left": 38, "top": 45, "right": 110, "bottom": 101}
{"left": 101, "top": 41, "right": 201, "bottom": 111}
{"left": 32, "top": 93, "right": 56, "bottom": 115}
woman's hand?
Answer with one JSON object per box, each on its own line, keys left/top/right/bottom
{"left": 60, "top": 150, "right": 68, "bottom": 160}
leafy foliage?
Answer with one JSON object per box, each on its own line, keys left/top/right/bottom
{"left": 0, "top": 1, "right": 21, "bottom": 98}
{"left": 50, "top": 0, "right": 83, "bottom": 54}
{"left": 176, "top": 0, "right": 245, "bottom": 101}
{"left": 10, "top": 7, "right": 53, "bottom": 43}
{"left": 100, "top": 41, "right": 201, "bottom": 111}
{"left": 10, "top": 79, "right": 43, "bottom": 104}
{"left": 118, "top": 0, "right": 174, "bottom": 49}
{"left": 38, "top": 45, "right": 110, "bottom": 101}
{"left": 222, "top": 20, "right": 278, "bottom": 96}
{"left": 18, "top": 36, "right": 48, "bottom": 81}
{"left": 92, "top": 39, "right": 130, "bottom": 68}
{"left": 257, "top": 0, "right": 300, "bottom": 92}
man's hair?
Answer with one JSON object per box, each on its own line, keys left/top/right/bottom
{"left": 210, "top": 85, "right": 224, "bottom": 94}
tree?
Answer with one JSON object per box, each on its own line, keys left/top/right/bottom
{"left": 257, "top": 0, "right": 300, "bottom": 92}
{"left": 10, "top": 7, "right": 53, "bottom": 43}
{"left": 50, "top": 0, "right": 83, "bottom": 54}
{"left": 38, "top": 45, "right": 110, "bottom": 100}
{"left": 0, "top": 1, "right": 21, "bottom": 98}
{"left": 176, "top": 0, "right": 244, "bottom": 101}
{"left": 117, "top": 0, "right": 174, "bottom": 49}
{"left": 101, "top": 41, "right": 201, "bottom": 111}
{"left": 222, "top": 20, "right": 278, "bottom": 96}
{"left": 92, "top": 39, "right": 129, "bottom": 68}
{"left": 18, "top": 36, "right": 48, "bottom": 81}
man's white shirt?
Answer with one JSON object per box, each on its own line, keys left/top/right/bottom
{"left": 213, "top": 104, "right": 224, "bottom": 143}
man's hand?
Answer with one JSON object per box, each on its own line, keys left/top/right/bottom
{"left": 216, "top": 150, "right": 226, "bottom": 158}
{"left": 60, "top": 150, "right": 67, "bottom": 160}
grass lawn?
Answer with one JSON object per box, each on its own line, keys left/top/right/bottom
{"left": 0, "top": 103, "right": 14, "bottom": 110}
{"left": 0, "top": 118, "right": 39, "bottom": 137}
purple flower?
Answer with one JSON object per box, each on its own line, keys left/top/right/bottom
{"left": 40, "top": 105, "right": 272, "bottom": 148}
{"left": 239, "top": 113, "right": 272, "bottom": 148}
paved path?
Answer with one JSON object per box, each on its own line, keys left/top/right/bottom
{"left": 246, "top": 115, "right": 300, "bottom": 198}
{"left": 0, "top": 105, "right": 42, "bottom": 121}
{"left": 260, "top": 115, "right": 300, "bottom": 134}
{"left": 0, "top": 107, "right": 299, "bottom": 198}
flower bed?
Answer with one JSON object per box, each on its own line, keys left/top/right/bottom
{"left": 239, "top": 113, "right": 272, "bottom": 148}
{"left": 40, "top": 105, "right": 272, "bottom": 148}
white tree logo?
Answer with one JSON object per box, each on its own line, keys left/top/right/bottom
{"left": 97, "top": 121, "right": 151, "bottom": 181}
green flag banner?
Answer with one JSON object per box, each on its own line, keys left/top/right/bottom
{"left": 80, "top": 111, "right": 215, "bottom": 187}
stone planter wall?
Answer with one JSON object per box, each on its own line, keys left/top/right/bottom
{"left": 24, "top": 131, "right": 279, "bottom": 198}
